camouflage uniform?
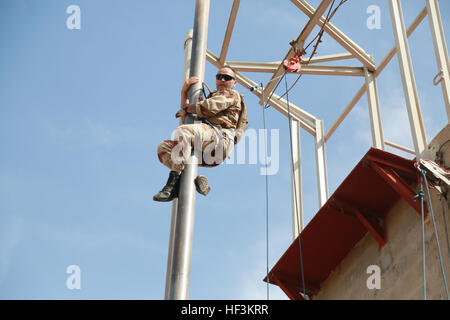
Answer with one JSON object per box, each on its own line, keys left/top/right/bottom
{"left": 157, "top": 88, "right": 242, "bottom": 172}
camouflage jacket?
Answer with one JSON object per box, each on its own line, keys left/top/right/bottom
{"left": 194, "top": 88, "right": 242, "bottom": 129}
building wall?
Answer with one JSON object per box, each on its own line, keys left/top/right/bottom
{"left": 313, "top": 126, "right": 450, "bottom": 300}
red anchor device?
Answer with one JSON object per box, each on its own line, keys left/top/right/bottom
{"left": 283, "top": 55, "right": 303, "bottom": 73}
{"left": 284, "top": 40, "right": 304, "bottom": 73}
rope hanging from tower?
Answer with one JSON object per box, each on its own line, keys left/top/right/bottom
{"left": 414, "top": 161, "right": 450, "bottom": 300}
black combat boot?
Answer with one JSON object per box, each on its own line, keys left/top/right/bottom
{"left": 153, "top": 171, "right": 181, "bottom": 202}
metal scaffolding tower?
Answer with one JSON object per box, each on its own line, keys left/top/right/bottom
{"left": 165, "top": 0, "right": 450, "bottom": 299}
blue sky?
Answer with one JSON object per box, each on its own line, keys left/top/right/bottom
{"left": 0, "top": 0, "right": 449, "bottom": 299}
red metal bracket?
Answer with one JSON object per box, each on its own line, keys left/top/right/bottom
{"left": 272, "top": 276, "right": 304, "bottom": 300}
{"left": 267, "top": 272, "right": 319, "bottom": 300}
{"left": 353, "top": 210, "right": 387, "bottom": 250}
{"left": 331, "top": 197, "right": 387, "bottom": 249}
{"left": 366, "top": 154, "right": 417, "bottom": 176}
{"left": 369, "top": 161, "right": 428, "bottom": 218}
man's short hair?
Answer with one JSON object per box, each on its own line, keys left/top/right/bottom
{"left": 219, "top": 65, "right": 236, "bottom": 77}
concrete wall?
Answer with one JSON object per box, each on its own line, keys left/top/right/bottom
{"left": 313, "top": 126, "right": 450, "bottom": 300}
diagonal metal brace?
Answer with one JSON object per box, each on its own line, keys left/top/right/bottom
{"left": 369, "top": 161, "right": 428, "bottom": 218}
{"left": 268, "top": 271, "right": 319, "bottom": 299}
{"left": 353, "top": 210, "right": 386, "bottom": 249}
{"left": 331, "top": 197, "right": 387, "bottom": 249}
{"left": 366, "top": 154, "right": 417, "bottom": 176}
{"left": 272, "top": 276, "right": 305, "bottom": 300}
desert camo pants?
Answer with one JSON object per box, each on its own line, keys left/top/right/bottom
{"left": 157, "top": 122, "right": 234, "bottom": 172}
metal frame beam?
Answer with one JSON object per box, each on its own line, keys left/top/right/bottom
{"left": 389, "top": 0, "right": 427, "bottom": 159}
{"left": 247, "top": 78, "right": 317, "bottom": 135}
{"left": 263, "top": 0, "right": 334, "bottom": 102}
{"left": 306, "top": 52, "right": 354, "bottom": 64}
{"left": 325, "top": 7, "right": 428, "bottom": 142}
{"left": 219, "top": 0, "right": 240, "bottom": 65}
{"left": 426, "top": 0, "right": 450, "bottom": 122}
{"left": 232, "top": 53, "right": 355, "bottom": 67}
{"left": 291, "top": 0, "right": 375, "bottom": 71}
{"left": 226, "top": 61, "right": 279, "bottom": 73}
{"left": 315, "top": 119, "right": 329, "bottom": 208}
{"left": 293, "top": 0, "right": 334, "bottom": 52}
{"left": 299, "top": 65, "right": 365, "bottom": 77}
{"left": 227, "top": 62, "right": 365, "bottom": 76}
{"left": 290, "top": 119, "right": 303, "bottom": 239}
{"left": 384, "top": 140, "right": 415, "bottom": 155}
{"left": 364, "top": 67, "right": 385, "bottom": 150}
{"left": 377, "top": 7, "right": 427, "bottom": 76}
{"left": 325, "top": 82, "right": 365, "bottom": 142}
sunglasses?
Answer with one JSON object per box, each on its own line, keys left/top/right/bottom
{"left": 216, "top": 74, "right": 235, "bottom": 81}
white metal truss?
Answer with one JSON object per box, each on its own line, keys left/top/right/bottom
{"left": 291, "top": 0, "right": 376, "bottom": 71}
{"left": 200, "top": 0, "right": 450, "bottom": 237}
{"left": 263, "top": 0, "right": 335, "bottom": 102}
{"left": 389, "top": 0, "right": 428, "bottom": 159}
{"left": 426, "top": 0, "right": 450, "bottom": 122}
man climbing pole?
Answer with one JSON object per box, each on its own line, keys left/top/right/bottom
{"left": 153, "top": 65, "right": 247, "bottom": 202}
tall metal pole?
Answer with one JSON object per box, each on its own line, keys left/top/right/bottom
{"left": 165, "top": 29, "right": 193, "bottom": 300}
{"left": 167, "top": 0, "right": 210, "bottom": 300}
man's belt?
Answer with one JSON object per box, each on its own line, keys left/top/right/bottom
{"left": 200, "top": 118, "right": 235, "bottom": 144}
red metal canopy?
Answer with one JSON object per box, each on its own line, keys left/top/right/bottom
{"left": 264, "top": 148, "right": 426, "bottom": 300}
